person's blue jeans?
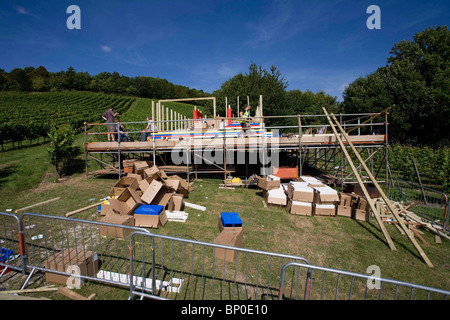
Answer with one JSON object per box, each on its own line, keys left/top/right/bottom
{"left": 141, "top": 132, "right": 149, "bottom": 141}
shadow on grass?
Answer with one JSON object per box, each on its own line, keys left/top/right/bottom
{"left": 0, "top": 163, "right": 18, "bottom": 189}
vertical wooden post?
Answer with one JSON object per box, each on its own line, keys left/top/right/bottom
{"left": 151, "top": 101, "right": 155, "bottom": 121}
{"left": 166, "top": 107, "right": 169, "bottom": 132}
{"left": 171, "top": 109, "right": 174, "bottom": 131}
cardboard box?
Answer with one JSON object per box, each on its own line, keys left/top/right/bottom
{"left": 108, "top": 187, "right": 142, "bottom": 215}
{"left": 168, "top": 194, "right": 184, "bottom": 212}
{"left": 258, "top": 176, "right": 281, "bottom": 191}
{"left": 45, "top": 248, "right": 98, "bottom": 285}
{"left": 338, "top": 192, "right": 352, "bottom": 207}
{"left": 287, "top": 182, "right": 314, "bottom": 202}
{"left": 264, "top": 187, "right": 287, "bottom": 206}
{"left": 313, "top": 203, "right": 336, "bottom": 216}
{"left": 354, "top": 209, "right": 370, "bottom": 222}
{"left": 286, "top": 199, "right": 313, "bottom": 216}
{"left": 98, "top": 214, "right": 135, "bottom": 238}
{"left": 99, "top": 202, "right": 114, "bottom": 216}
{"left": 134, "top": 205, "right": 168, "bottom": 228}
{"left": 141, "top": 180, "right": 164, "bottom": 204}
{"left": 299, "top": 176, "right": 322, "bottom": 185}
{"left": 357, "top": 197, "right": 371, "bottom": 212}
{"left": 126, "top": 173, "right": 143, "bottom": 181}
{"left": 336, "top": 205, "right": 352, "bottom": 217}
{"left": 133, "top": 161, "right": 150, "bottom": 174}
{"left": 313, "top": 186, "right": 339, "bottom": 204}
{"left": 166, "top": 175, "right": 192, "bottom": 197}
{"left": 213, "top": 228, "right": 243, "bottom": 262}
{"left": 110, "top": 177, "right": 139, "bottom": 197}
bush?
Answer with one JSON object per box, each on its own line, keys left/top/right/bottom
{"left": 47, "top": 124, "right": 79, "bottom": 178}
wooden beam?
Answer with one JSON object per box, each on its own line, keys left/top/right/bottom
{"left": 57, "top": 287, "right": 95, "bottom": 300}
{"left": 322, "top": 108, "right": 396, "bottom": 251}
{"left": 15, "top": 197, "right": 60, "bottom": 213}
{"left": 325, "top": 108, "right": 434, "bottom": 268}
{"left": 3, "top": 286, "right": 58, "bottom": 294}
{"left": 66, "top": 201, "right": 103, "bottom": 217}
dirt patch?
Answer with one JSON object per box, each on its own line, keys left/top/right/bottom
{"left": 33, "top": 173, "right": 85, "bottom": 193}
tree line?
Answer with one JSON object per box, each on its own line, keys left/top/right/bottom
{"left": 0, "top": 66, "right": 212, "bottom": 108}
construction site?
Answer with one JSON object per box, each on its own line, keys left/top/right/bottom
{"left": 0, "top": 96, "right": 448, "bottom": 301}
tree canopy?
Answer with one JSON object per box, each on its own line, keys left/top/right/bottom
{"left": 341, "top": 25, "right": 449, "bottom": 146}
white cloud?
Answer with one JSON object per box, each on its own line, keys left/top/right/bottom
{"left": 101, "top": 45, "right": 112, "bottom": 53}
{"left": 14, "top": 5, "right": 37, "bottom": 17}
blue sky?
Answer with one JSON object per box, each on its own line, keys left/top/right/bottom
{"left": 0, "top": 0, "right": 448, "bottom": 100}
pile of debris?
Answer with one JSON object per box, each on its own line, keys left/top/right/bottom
{"left": 98, "top": 161, "right": 193, "bottom": 233}
{"left": 258, "top": 175, "right": 373, "bottom": 222}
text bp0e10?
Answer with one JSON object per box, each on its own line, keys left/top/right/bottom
{"left": 226, "top": 304, "right": 268, "bottom": 315}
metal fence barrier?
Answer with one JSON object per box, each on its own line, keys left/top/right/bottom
{"left": 389, "top": 179, "right": 449, "bottom": 228}
{"left": 128, "top": 230, "right": 310, "bottom": 300}
{"left": 279, "top": 262, "right": 450, "bottom": 300}
{"left": 18, "top": 212, "right": 152, "bottom": 290}
{"left": 0, "top": 212, "right": 25, "bottom": 274}
{"left": 1, "top": 211, "right": 449, "bottom": 300}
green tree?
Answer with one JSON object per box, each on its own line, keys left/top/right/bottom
{"left": 342, "top": 26, "right": 449, "bottom": 146}
{"left": 47, "top": 124, "right": 79, "bottom": 178}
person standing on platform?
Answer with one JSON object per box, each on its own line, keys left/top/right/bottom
{"left": 240, "top": 105, "right": 252, "bottom": 136}
{"left": 141, "top": 117, "right": 157, "bottom": 141}
{"left": 102, "top": 106, "right": 119, "bottom": 141}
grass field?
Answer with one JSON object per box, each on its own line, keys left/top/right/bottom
{"left": 0, "top": 95, "right": 449, "bottom": 300}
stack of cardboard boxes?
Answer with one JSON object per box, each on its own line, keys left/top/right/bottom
{"left": 213, "top": 212, "right": 244, "bottom": 262}
{"left": 258, "top": 175, "right": 288, "bottom": 206}
{"left": 98, "top": 163, "right": 193, "bottom": 235}
{"left": 258, "top": 175, "right": 372, "bottom": 222}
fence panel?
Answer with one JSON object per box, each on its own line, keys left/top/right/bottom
{"left": 389, "top": 179, "right": 448, "bottom": 227}
{"left": 20, "top": 212, "right": 151, "bottom": 289}
{"left": 0, "top": 212, "right": 24, "bottom": 273}
{"left": 128, "top": 231, "right": 311, "bottom": 300}
{"left": 280, "top": 262, "right": 450, "bottom": 300}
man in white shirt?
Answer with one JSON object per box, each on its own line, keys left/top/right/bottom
{"left": 141, "top": 117, "right": 158, "bottom": 141}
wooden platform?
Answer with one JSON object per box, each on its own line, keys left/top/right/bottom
{"left": 84, "top": 134, "right": 386, "bottom": 152}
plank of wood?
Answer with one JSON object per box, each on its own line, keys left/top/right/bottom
{"left": 435, "top": 235, "right": 442, "bottom": 244}
{"left": 411, "top": 228, "right": 429, "bottom": 247}
{"left": 57, "top": 287, "right": 93, "bottom": 300}
{"left": 65, "top": 201, "right": 103, "bottom": 217}
{"left": 325, "top": 108, "right": 434, "bottom": 268}
{"left": 2, "top": 286, "right": 58, "bottom": 294}
{"left": 323, "top": 108, "right": 396, "bottom": 251}
{"left": 14, "top": 197, "right": 60, "bottom": 213}
{"left": 184, "top": 202, "right": 206, "bottom": 211}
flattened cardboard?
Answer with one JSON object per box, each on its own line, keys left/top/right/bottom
{"left": 98, "top": 214, "right": 135, "bottom": 239}
{"left": 286, "top": 199, "right": 313, "bottom": 216}
{"left": 126, "top": 173, "right": 143, "bottom": 181}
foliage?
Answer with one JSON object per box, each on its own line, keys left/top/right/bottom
{"left": 47, "top": 124, "right": 79, "bottom": 178}
{"left": 341, "top": 26, "right": 450, "bottom": 146}
{"left": 388, "top": 144, "right": 450, "bottom": 192}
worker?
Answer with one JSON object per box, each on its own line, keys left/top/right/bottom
{"left": 102, "top": 106, "right": 119, "bottom": 142}
{"left": 141, "top": 117, "right": 158, "bottom": 141}
{"left": 240, "top": 105, "right": 252, "bottom": 136}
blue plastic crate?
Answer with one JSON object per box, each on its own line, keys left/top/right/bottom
{"left": 98, "top": 205, "right": 102, "bottom": 214}
{"left": 220, "top": 212, "right": 242, "bottom": 228}
{"left": 1, "top": 248, "right": 14, "bottom": 263}
{"left": 135, "top": 205, "right": 164, "bottom": 216}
